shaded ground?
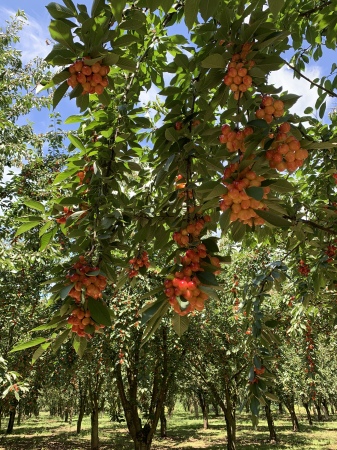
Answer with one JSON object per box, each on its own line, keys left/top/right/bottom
{"left": 1, "top": 408, "right": 337, "bottom": 449}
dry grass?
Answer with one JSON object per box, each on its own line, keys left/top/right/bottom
{"left": 1, "top": 406, "right": 337, "bottom": 449}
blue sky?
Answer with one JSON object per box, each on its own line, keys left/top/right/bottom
{"left": 0, "top": 0, "right": 335, "bottom": 147}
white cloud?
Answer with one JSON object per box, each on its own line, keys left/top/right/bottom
{"left": 0, "top": 8, "right": 50, "bottom": 64}
{"left": 268, "top": 65, "right": 332, "bottom": 119}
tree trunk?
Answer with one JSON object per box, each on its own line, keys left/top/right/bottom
{"left": 212, "top": 401, "right": 220, "bottom": 417}
{"left": 77, "top": 396, "right": 86, "bottom": 434}
{"left": 7, "top": 403, "right": 18, "bottom": 434}
{"left": 193, "top": 399, "right": 199, "bottom": 418}
{"left": 285, "top": 399, "right": 300, "bottom": 432}
{"left": 91, "top": 404, "right": 99, "bottom": 450}
{"left": 278, "top": 402, "right": 284, "bottom": 414}
{"left": 197, "top": 391, "right": 209, "bottom": 430}
{"left": 322, "top": 399, "right": 329, "bottom": 419}
{"left": 224, "top": 412, "right": 236, "bottom": 450}
{"left": 265, "top": 401, "right": 277, "bottom": 442}
{"left": 134, "top": 441, "right": 151, "bottom": 450}
{"left": 160, "top": 407, "right": 167, "bottom": 438}
{"left": 17, "top": 402, "right": 22, "bottom": 426}
{"left": 303, "top": 402, "right": 313, "bottom": 425}
{"left": 114, "top": 326, "right": 171, "bottom": 450}
{"left": 64, "top": 407, "right": 69, "bottom": 423}
{"left": 314, "top": 400, "right": 323, "bottom": 421}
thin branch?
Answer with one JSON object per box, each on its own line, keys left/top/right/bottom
{"left": 298, "top": 0, "right": 331, "bottom": 17}
{"left": 284, "top": 215, "right": 337, "bottom": 236}
{"left": 285, "top": 61, "right": 337, "bottom": 98}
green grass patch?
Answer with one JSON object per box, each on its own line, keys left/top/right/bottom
{"left": 1, "top": 406, "right": 337, "bottom": 449}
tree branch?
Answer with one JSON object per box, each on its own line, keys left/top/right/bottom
{"left": 285, "top": 61, "right": 337, "bottom": 98}
{"left": 298, "top": 0, "right": 331, "bottom": 17}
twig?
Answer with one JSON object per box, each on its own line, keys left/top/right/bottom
{"left": 285, "top": 61, "right": 337, "bottom": 98}
{"left": 298, "top": 0, "right": 331, "bottom": 17}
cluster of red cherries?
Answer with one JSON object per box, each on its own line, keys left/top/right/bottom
{"left": 127, "top": 251, "right": 150, "bottom": 278}
{"left": 66, "top": 256, "right": 107, "bottom": 302}
{"left": 56, "top": 206, "right": 73, "bottom": 224}
{"left": 298, "top": 259, "right": 310, "bottom": 276}
{"left": 67, "top": 307, "right": 105, "bottom": 338}
{"left": 165, "top": 215, "right": 220, "bottom": 315}
{"left": 67, "top": 57, "right": 110, "bottom": 95}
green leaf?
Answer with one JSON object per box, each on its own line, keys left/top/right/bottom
{"left": 60, "top": 283, "right": 74, "bottom": 300}
{"left": 103, "top": 52, "right": 120, "bottom": 65}
{"left": 52, "top": 69, "right": 71, "bottom": 85}
{"left": 172, "top": 313, "right": 190, "bottom": 337}
{"left": 184, "top": 0, "right": 200, "bottom": 29}
{"left": 73, "top": 335, "right": 87, "bottom": 357}
{"left": 220, "top": 209, "right": 231, "bottom": 232}
{"left": 201, "top": 54, "right": 226, "bottom": 69}
{"left": 165, "top": 127, "right": 179, "bottom": 142}
{"left": 305, "top": 139, "right": 337, "bottom": 149}
{"left": 265, "top": 392, "right": 279, "bottom": 402}
{"left": 202, "top": 237, "right": 219, "bottom": 253}
{"left": 199, "top": 285, "right": 220, "bottom": 301}
{"left": 39, "top": 227, "right": 57, "bottom": 251}
{"left": 197, "top": 271, "right": 219, "bottom": 286}
{"left": 69, "top": 83, "right": 83, "bottom": 99}
{"left": 268, "top": 179, "right": 294, "bottom": 193}
{"left": 32, "top": 342, "right": 51, "bottom": 364}
{"left": 268, "top": 0, "right": 284, "bottom": 17}
{"left": 246, "top": 187, "right": 264, "bottom": 201}
{"left": 139, "top": 286, "right": 164, "bottom": 302}
{"left": 116, "top": 57, "right": 137, "bottom": 71}
{"left": 31, "top": 316, "right": 64, "bottom": 331}
{"left": 231, "top": 221, "right": 246, "bottom": 241}
{"left": 51, "top": 329, "right": 71, "bottom": 353}
{"left": 91, "top": 0, "right": 105, "bottom": 17}
{"left": 10, "top": 337, "right": 47, "bottom": 353}
{"left": 110, "top": 0, "right": 127, "bottom": 23}
{"left": 15, "top": 220, "right": 41, "bottom": 237}
{"left": 87, "top": 298, "right": 112, "bottom": 326}
{"left": 46, "top": 2, "right": 74, "bottom": 19}
{"left": 23, "top": 200, "right": 45, "bottom": 213}
{"left": 141, "top": 300, "right": 169, "bottom": 346}
{"left": 200, "top": 0, "right": 221, "bottom": 21}
{"left": 141, "top": 297, "right": 167, "bottom": 325}
{"left": 205, "top": 183, "right": 228, "bottom": 200}
{"left": 54, "top": 169, "right": 77, "bottom": 184}
{"left": 64, "top": 114, "right": 84, "bottom": 124}
{"left": 53, "top": 80, "right": 69, "bottom": 109}
{"left": 98, "top": 90, "right": 110, "bottom": 107}
{"left": 49, "top": 19, "right": 76, "bottom": 51}
{"left": 254, "top": 209, "right": 292, "bottom": 228}
{"left": 68, "top": 133, "right": 86, "bottom": 152}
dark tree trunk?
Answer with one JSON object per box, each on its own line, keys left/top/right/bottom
{"left": 209, "top": 383, "right": 236, "bottom": 450}
{"left": 64, "top": 407, "right": 69, "bottom": 423}
{"left": 193, "top": 399, "right": 199, "bottom": 418}
{"left": 212, "top": 401, "right": 220, "bottom": 417}
{"left": 278, "top": 402, "right": 284, "bottom": 414}
{"left": 91, "top": 403, "right": 99, "bottom": 450}
{"left": 7, "top": 402, "right": 18, "bottom": 434}
{"left": 160, "top": 407, "right": 167, "bottom": 438}
{"left": 115, "top": 326, "right": 171, "bottom": 450}
{"left": 77, "top": 394, "right": 86, "bottom": 434}
{"left": 197, "top": 391, "right": 209, "bottom": 430}
{"left": 303, "top": 402, "right": 313, "bottom": 425}
{"left": 285, "top": 399, "right": 300, "bottom": 432}
{"left": 224, "top": 411, "right": 236, "bottom": 450}
{"left": 322, "top": 399, "right": 329, "bottom": 418}
{"left": 17, "top": 402, "right": 22, "bottom": 426}
{"left": 314, "top": 400, "right": 323, "bottom": 421}
{"left": 265, "top": 400, "right": 277, "bottom": 442}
